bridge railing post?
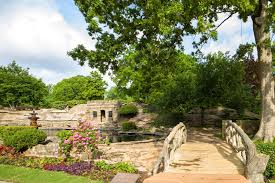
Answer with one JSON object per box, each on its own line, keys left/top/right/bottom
{"left": 152, "top": 122, "right": 187, "bottom": 175}
{"left": 221, "top": 120, "right": 230, "bottom": 139}
{"left": 222, "top": 120, "right": 269, "bottom": 183}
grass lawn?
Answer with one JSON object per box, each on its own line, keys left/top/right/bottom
{"left": 0, "top": 164, "right": 102, "bottom": 183}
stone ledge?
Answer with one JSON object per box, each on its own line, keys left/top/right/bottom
{"left": 110, "top": 173, "right": 140, "bottom": 183}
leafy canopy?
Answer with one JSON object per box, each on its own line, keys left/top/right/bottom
{"left": 69, "top": 0, "right": 274, "bottom": 73}
{"left": 49, "top": 71, "right": 106, "bottom": 103}
{"left": 0, "top": 61, "right": 48, "bottom": 108}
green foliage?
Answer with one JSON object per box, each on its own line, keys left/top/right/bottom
{"left": 49, "top": 100, "right": 86, "bottom": 109}
{"left": 69, "top": 1, "right": 220, "bottom": 73}
{"left": 153, "top": 54, "right": 198, "bottom": 113}
{"left": 0, "top": 156, "right": 64, "bottom": 169}
{"left": 118, "top": 104, "right": 138, "bottom": 116}
{"left": 48, "top": 72, "right": 106, "bottom": 108}
{"left": 69, "top": 0, "right": 273, "bottom": 130}
{"left": 50, "top": 101, "right": 68, "bottom": 110}
{"left": 105, "top": 87, "right": 134, "bottom": 103}
{"left": 151, "top": 113, "right": 184, "bottom": 127}
{"left": 69, "top": 0, "right": 273, "bottom": 76}
{"left": 121, "top": 121, "right": 137, "bottom": 131}
{"left": 57, "top": 130, "right": 74, "bottom": 157}
{"left": 57, "top": 130, "right": 73, "bottom": 142}
{"left": 255, "top": 141, "right": 275, "bottom": 179}
{"left": 197, "top": 52, "right": 258, "bottom": 114}
{"left": 57, "top": 122, "right": 99, "bottom": 159}
{"left": 0, "top": 126, "right": 34, "bottom": 140}
{"left": 0, "top": 61, "right": 48, "bottom": 108}
{"left": 3, "top": 128, "right": 46, "bottom": 152}
{"left": 66, "top": 100, "right": 86, "bottom": 108}
{"left": 95, "top": 161, "right": 137, "bottom": 173}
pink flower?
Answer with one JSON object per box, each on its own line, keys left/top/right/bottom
{"left": 64, "top": 140, "right": 70, "bottom": 144}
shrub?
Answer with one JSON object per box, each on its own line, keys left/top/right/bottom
{"left": 118, "top": 104, "right": 138, "bottom": 116}
{"left": 50, "top": 101, "right": 67, "bottom": 109}
{"left": 3, "top": 128, "right": 46, "bottom": 152}
{"left": 121, "top": 121, "right": 137, "bottom": 131}
{"left": 0, "top": 156, "right": 64, "bottom": 169}
{"left": 57, "top": 130, "right": 73, "bottom": 142}
{"left": 151, "top": 112, "right": 183, "bottom": 127}
{"left": 58, "top": 122, "right": 99, "bottom": 158}
{"left": 0, "top": 126, "right": 34, "bottom": 140}
{"left": 66, "top": 100, "right": 86, "bottom": 108}
{"left": 112, "top": 162, "right": 137, "bottom": 173}
{"left": 95, "top": 161, "right": 137, "bottom": 173}
{"left": 57, "top": 130, "right": 74, "bottom": 157}
{"left": 255, "top": 141, "right": 275, "bottom": 179}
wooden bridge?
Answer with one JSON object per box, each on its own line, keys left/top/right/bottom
{"left": 144, "top": 120, "right": 269, "bottom": 183}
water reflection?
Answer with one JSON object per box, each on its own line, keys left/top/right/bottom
{"left": 40, "top": 128, "right": 162, "bottom": 143}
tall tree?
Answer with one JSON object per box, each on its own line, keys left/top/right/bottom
{"left": 0, "top": 61, "right": 48, "bottom": 108}
{"left": 69, "top": 0, "right": 274, "bottom": 141}
{"left": 49, "top": 71, "right": 106, "bottom": 102}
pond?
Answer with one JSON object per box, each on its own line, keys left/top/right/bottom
{"left": 40, "top": 128, "right": 163, "bottom": 143}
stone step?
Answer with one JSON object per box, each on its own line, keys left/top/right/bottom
{"left": 144, "top": 173, "right": 249, "bottom": 183}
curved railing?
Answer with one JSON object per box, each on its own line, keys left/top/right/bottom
{"left": 152, "top": 122, "right": 187, "bottom": 175}
{"left": 222, "top": 120, "right": 269, "bottom": 183}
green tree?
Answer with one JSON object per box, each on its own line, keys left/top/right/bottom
{"left": 49, "top": 71, "right": 106, "bottom": 103}
{"left": 151, "top": 53, "right": 198, "bottom": 113}
{"left": 197, "top": 52, "right": 257, "bottom": 114}
{"left": 70, "top": 0, "right": 275, "bottom": 141}
{"left": 0, "top": 61, "right": 48, "bottom": 108}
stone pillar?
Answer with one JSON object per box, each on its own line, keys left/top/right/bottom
{"left": 97, "top": 110, "right": 101, "bottom": 123}
{"left": 113, "top": 108, "right": 118, "bottom": 122}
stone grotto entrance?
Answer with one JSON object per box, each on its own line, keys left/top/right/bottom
{"left": 100, "top": 110, "right": 105, "bottom": 122}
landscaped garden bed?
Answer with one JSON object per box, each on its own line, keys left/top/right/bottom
{"left": 0, "top": 152, "right": 137, "bottom": 182}
{"left": 0, "top": 122, "right": 140, "bottom": 182}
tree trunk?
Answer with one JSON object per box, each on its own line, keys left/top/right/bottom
{"left": 252, "top": 0, "right": 275, "bottom": 142}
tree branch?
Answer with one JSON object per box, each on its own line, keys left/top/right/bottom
{"left": 215, "top": 13, "right": 235, "bottom": 30}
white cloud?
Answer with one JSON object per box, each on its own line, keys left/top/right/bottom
{"left": 0, "top": 0, "right": 114, "bottom": 88}
{"left": 0, "top": 1, "right": 92, "bottom": 61}
{"left": 202, "top": 14, "right": 254, "bottom": 55}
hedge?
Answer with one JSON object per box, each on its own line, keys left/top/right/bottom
{"left": 0, "top": 126, "right": 46, "bottom": 152}
{"left": 255, "top": 141, "right": 275, "bottom": 179}
{"left": 0, "top": 126, "right": 33, "bottom": 139}
{"left": 121, "top": 121, "right": 137, "bottom": 131}
{"left": 118, "top": 104, "right": 138, "bottom": 116}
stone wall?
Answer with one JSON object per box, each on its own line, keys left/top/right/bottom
{"left": 0, "top": 100, "right": 120, "bottom": 129}
{"left": 24, "top": 139, "right": 163, "bottom": 173}
{"left": 99, "top": 140, "right": 163, "bottom": 172}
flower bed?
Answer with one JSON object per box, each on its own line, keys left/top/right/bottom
{"left": 0, "top": 121, "right": 139, "bottom": 182}
{"left": 0, "top": 146, "right": 137, "bottom": 182}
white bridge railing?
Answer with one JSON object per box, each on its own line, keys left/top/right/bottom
{"left": 222, "top": 120, "right": 269, "bottom": 183}
{"left": 152, "top": 122, "right": 187, "bottom": 175}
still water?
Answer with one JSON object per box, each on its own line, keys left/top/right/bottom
{"left": 40, "top": 128, "right": 162, "bottom": 143}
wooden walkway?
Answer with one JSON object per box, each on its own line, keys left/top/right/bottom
{"left": 144, "top": 128, "right": 248, "bottom": 183}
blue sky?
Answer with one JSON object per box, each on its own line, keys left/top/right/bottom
{"left": 0, "top": 0, "right": 255, "bottom": 87}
